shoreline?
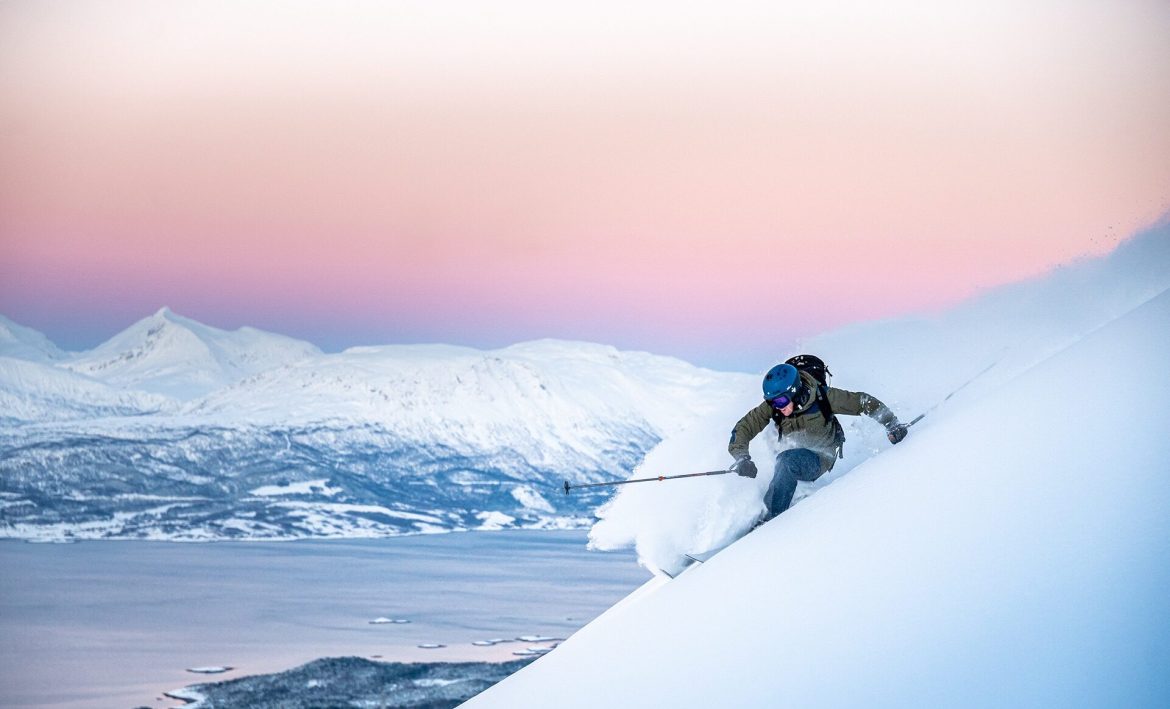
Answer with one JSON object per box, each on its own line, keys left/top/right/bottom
{"left": 162, "top": 656, "right": 539, "bottom": 709}
{"left": 0, "top": 518, "right": 599, "bottom": 545}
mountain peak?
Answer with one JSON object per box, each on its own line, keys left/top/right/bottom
{"left": 62, "top": 309, "right": 322, "bottom": 400}
{"left": 148, "top": 306, "right": 202, "bottom": 332}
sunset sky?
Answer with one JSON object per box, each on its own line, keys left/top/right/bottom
{"left": 2, "top": 0, "right": 1168, "bottom": 370}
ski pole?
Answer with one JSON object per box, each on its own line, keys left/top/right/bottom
{"left": 563, "top": 469, "right": 732, "bottom": 494}
{"left": 906, "top": 358, "right": 1000, "bottom": 428}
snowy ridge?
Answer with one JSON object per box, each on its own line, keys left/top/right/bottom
{"left": 801, "top": 216, "right": 1170, "bottom": 419}
{"left": 467, "top": 243, "right": 1170, "bottom": 706}
{"left": 183, "top": 338, "right": 737, "bottom": 472}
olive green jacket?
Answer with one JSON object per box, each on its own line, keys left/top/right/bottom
{"left": 728, "top": 371, "right": 899, "bottom": 474}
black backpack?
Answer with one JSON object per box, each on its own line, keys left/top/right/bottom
{"left": 786, "top": 354, "right": 831, "bottom": 387}
{"left": 771, "top": 354, "right": 847, "bottom": 459}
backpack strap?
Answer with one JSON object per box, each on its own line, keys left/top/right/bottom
{"left": 818, "top": 385, "right": 846, "bottom": 458}
{"left": 814, "top": 383, "right": 833, "bottom": 423}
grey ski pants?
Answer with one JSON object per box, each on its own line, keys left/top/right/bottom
{"left": 766, "top": 448, "right": 824, "bottom": 517}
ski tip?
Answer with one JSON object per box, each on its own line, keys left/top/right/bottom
{"left": 563, "top": 480, "right": 571, "bottom": 494}
{"left": 654, "top": 556, "right": 702, "bottom": 580}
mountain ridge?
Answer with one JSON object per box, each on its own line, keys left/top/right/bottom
{"left": 1, "top": 315, "right": 748, "bottom": 541}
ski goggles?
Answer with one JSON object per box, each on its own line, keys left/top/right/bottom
{"left": 768, "top": 394, "right": 794, "bottom": 409}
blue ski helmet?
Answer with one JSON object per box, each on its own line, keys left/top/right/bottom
{"left": 762, "top": 363, "right": 801, "bottom": 402}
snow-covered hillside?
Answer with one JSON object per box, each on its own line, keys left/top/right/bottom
{"left": 0, "top": 314, "right": 67, "bottom": 362}
{"left": 0, "top": 357, "right": 172, "bottom": 425}
{"left": 466, "top": 230, "right": 1170, "bottom": 707}
{"left": 588, "top": 219, "right": 1170, "bottom": 573}
{"left": 0, "top": 316, "right": 744, "bottom": 541}
{"left": 184, "top": 339, "right": 733, "bottom": 473}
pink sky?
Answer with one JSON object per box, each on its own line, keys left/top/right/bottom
{"left": 2, "top": 0, "right": 1168, "bottom": 369}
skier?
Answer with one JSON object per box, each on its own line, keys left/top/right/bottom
{"left": 728, "top": 360, "right": 908, "bottom": 520}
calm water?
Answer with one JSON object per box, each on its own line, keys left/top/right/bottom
{"left": 0, "top": 531, "right": 647, "bottom": 708}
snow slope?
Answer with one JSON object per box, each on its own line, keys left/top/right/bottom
{"left": 466, "top": 282, "right": 1170, "bottom": 707}
{"left": 588, "top": 219, "right": 1170, "bottom": 573}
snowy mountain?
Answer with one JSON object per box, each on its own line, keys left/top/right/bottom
{"left": 465, "top": 227, "right": 1170, "bottom": 707}
{"left": 0, "top": 317, "right": 744, "bottom": 541}
{"left": 61, "top": 307, "right": 322, "bottom": 400}
{"left": 184, "top": 339, "right": 730, "bottom": 466}
{"left": 0, "top": 314, "right": 67, "bottom": 362}
{"left": 0, "top": 357, "right": 172, "bottom": 425}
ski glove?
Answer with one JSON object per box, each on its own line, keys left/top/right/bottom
{"left": 731, "top": 456, "right": 758, "bottom": 478}
{"left": 887, "top": 423, "right": 909, "bottom": 445}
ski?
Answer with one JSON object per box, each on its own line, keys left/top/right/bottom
{"left": 677, "top": 517, "right": 771, "bottom": 572}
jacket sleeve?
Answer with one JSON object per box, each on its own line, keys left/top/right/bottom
{"left": 728, "top": 401, "right": 773, "bottom": 460}
{"left": 826, "top": 387, "right": 899, "bottom": 428}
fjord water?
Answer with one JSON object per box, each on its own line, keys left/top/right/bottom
{"left": 0, "top": 531, "right": 646, "bottom": 708}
